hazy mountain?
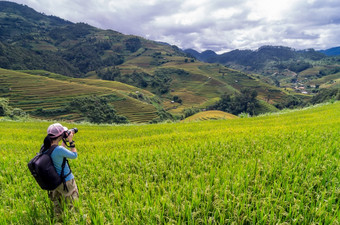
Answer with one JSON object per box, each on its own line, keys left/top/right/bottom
{"left": 319, "top": 47, "right": 340, "bottom": 56}
{"left": 186, "top": 46, "right": 326, "bottom": 69}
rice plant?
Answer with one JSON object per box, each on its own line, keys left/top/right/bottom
{"left": 0, "top": 102, "right": 339, "bottom": 224}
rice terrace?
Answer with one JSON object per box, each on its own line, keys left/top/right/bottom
{"left": 1, "top": 102, "right": 339, "bottom": 224}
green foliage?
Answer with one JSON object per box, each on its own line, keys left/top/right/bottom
{"left": 310, "top": 88, "right": 340, "bottom": 104}
{"left": 9, "top": 108, "right": 27, "bottom": 118}
{"left": 70, "top": 95, "right": 129, "bottom": 124}
{"left": 0, "top": 43, "right": 80, "bottom": 76}
{"left": 125, "top": 37, "right": 141, "bottom": 52}
{"left": 32, "top": 107, "right": 69, "bottom": 117}
{"left": 111, "top": 68, "right": 184, "bottom": 95}
{"left": 128, "top": 91, "right": 153, "bottom": 104}
{"left": 62, "top": 42, "right": 124, "bottom": 74}
{"left": 287, "top": 61, "right": 312, "bottom": 73}
{"left": 183, "top": 107, "right": 201, "bottom": 118}
{"left": 114, "top": 71, "right": 152, "bottom": 88}
{"left": 0, "top": 97, "right": 27, "bottom": 119}
{"left": 238, "top": 112, "right": 251, "bottom": 118}
{"left": 150, "top": 109, "right": 174, "bottom": 123}
{"left": 274, "top": 95, "right": 304, "bottom": 109}
{"left": 49, "top": 23, "right": 92, "bottom": 41}
{"left": 318, "top": 66, "right": 340, "bottom": 77}
{"left": 209, "top": 88, "right": 259, "bottom": 115}
{"left": 0, "top": 98, "right": 11, "bottom": 116}
{"left": 172, "top": 95, "right": 182, "bottom": 104}
{"left": 152, "top": 68, "right": 188, "bottom": 94}
{"left": 97, "top": 67, "right": 121, "bottom": 81}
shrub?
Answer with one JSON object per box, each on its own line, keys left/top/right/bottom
{"left": 0, "top": 98, "right": 12, "bottom": 116}
{"left": 310, "top": 88, "right": 340, "bottom": 105}
{"left": 208, "top": 88, "right": 259, "bottom": 116}
{"left": 183, "top": 107, "right": 200, "bottom": 118}
{"left": 70, "top": 95, "right": 129, "bottom": 124}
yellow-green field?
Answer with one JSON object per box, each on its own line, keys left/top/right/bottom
{"left": 183, "top": 110, "right": 238, "bottom": 122}
{"left": 0, "top": 102, "right": 339, "bottom": 224}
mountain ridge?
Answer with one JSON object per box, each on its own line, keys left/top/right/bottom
{"left": 2, "top": 1, "right": 334, "bottom": 122}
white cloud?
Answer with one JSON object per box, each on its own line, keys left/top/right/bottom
{"left": 8, "top": 0, "right": 340, "bottom": 52}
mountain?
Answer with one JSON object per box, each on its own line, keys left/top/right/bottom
{"left": 184, "top": 49, "right": 201, "bottom": 60}
{"left": 185, "top": 46, "right": 340, "bottom": 94}
{"left": 185, "top": 49, "right": 218, "bottom": 62}
{"left": 319, "top": 47, "right": 340, "bottom": 56}
{"left": 0, "top": 1, "right": 295, "bottom": 122}
{"left": 185, "top": 46, "right": 326, "bottom": 70}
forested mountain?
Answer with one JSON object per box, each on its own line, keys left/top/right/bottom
{"left": 185, "top": 46, "right": 327, "bottom": 70}
{"left": 185, "top": 46, "right": 340, "bottom": 94}
{"left": 2, "top": 1, "right": 338, "bottom": 123}
{"left": 0, "top": 1, "right": 292, "bottom": 120}
{"left": 320, "top": 47, "right": 340, "bottom": 56}
{"left": 0, "top": 1, "right": 189, "bottom": 76}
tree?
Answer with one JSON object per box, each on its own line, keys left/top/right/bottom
{"left": 208, "top": 88, "right": 259, "bottom": 116}
{"left": 0, "top": 98, "right": 11, "bottom": 116}
{"left": 275, "top": 95, "right": 303, "bottom": 109}
{"left": 183, "top": 107, "right": 200, "bottom": 118}
{"left": 173, "top": 95, "right": 182, "bottom": 104}
{"left": 98, "top": 67, "right": 121, "bottom": 81}
{"left": 0, "top": 98, "right": 27, "bottom": 118}
{"left": 125, "top": 37, "right": 141, "bottom": 52}
{"left": 70, "top": 96, "right": 128, "bottom": 124}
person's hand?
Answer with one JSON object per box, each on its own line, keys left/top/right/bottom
{"left": 68, "top": 132, "right": 74, "bottom": 142}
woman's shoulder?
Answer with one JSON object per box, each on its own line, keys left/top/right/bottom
{"left": 52, "top": 145, "right": 68, "bottom": 155}
{"left": 54, "top": 145, "right": 68, "bottom": 151}
{"left": 53, "top": 145, "right": 77, "bottom": 159}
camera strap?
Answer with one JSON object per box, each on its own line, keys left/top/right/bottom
{"left": 62, "top": 138, "right": 72, "bottom": 148}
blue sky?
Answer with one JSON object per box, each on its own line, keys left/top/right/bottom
{"left": 8, "top": 0, "right": 340, "bottom": 53}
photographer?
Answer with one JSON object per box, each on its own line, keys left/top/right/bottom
{"left": 42, "top": 123, "right": 79, "bottom": 216}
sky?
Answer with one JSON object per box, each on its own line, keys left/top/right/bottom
{"left": 7, "top": 0, "right": 340, "bottom": 53}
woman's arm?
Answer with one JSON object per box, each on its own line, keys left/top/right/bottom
{"left": 67, "top": 131, "right": 77, "bottom": 153}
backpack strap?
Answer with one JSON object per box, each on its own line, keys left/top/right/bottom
{"left": 60, "top": 157, "right": 72, "bottom": 191}
{"left": 43, "top": 145, "right": 58, "bottom": 156}
{"left": 43, "top": 145, "right": 72, "bottom": 191}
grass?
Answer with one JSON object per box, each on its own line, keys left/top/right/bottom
{"left": 0, "top": 101, "right": 339, "bottom": 224}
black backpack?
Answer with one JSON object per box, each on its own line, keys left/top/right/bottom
{"left": 28, "top": 145, "right": 71, "bottom": 190}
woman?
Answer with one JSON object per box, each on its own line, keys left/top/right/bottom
{"left": 42, "top": 123, "right": 78, "bottom": 216}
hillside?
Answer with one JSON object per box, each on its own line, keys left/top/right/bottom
{"left": 182, "top": 110, "right": 238, "bottom": 122}
{"left": 0, "top": 1, "right": 289, "bottom": 120}
{"left": 185, "top": 46, "right": 340, "bottom": 95}
{"left": 0, "top": 1, "right": 186, "bottom": 76}
{"left": 0, "top": 68, "right": 158, "bottom": 123}
{"left": 1, "top": 102, "right": 339, "bottom": 223}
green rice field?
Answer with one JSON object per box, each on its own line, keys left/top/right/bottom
{"left": 0, "top": 102, "right": 339, "bottom": 224}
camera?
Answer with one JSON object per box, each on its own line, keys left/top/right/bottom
{"left": 64, "top": 128, "right": 78, "bottom": 138}
{"left": 68, "top": 128, "right": 78, "bottom": 135}
{"left": 67, "top": 128, "right": 78, "bottom": 135}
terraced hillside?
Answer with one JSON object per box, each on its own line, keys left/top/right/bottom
{"left": 117, "top": 59, "right": 287, "bottom": 114}
{"left": 0, "top": 2, "right": 290, "bottom": 118}
{"left": 0, "top": 68, "right": 158, "bottom": 123}
{"left": 182, "top": 110, "right": 238, "bottom": 122}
